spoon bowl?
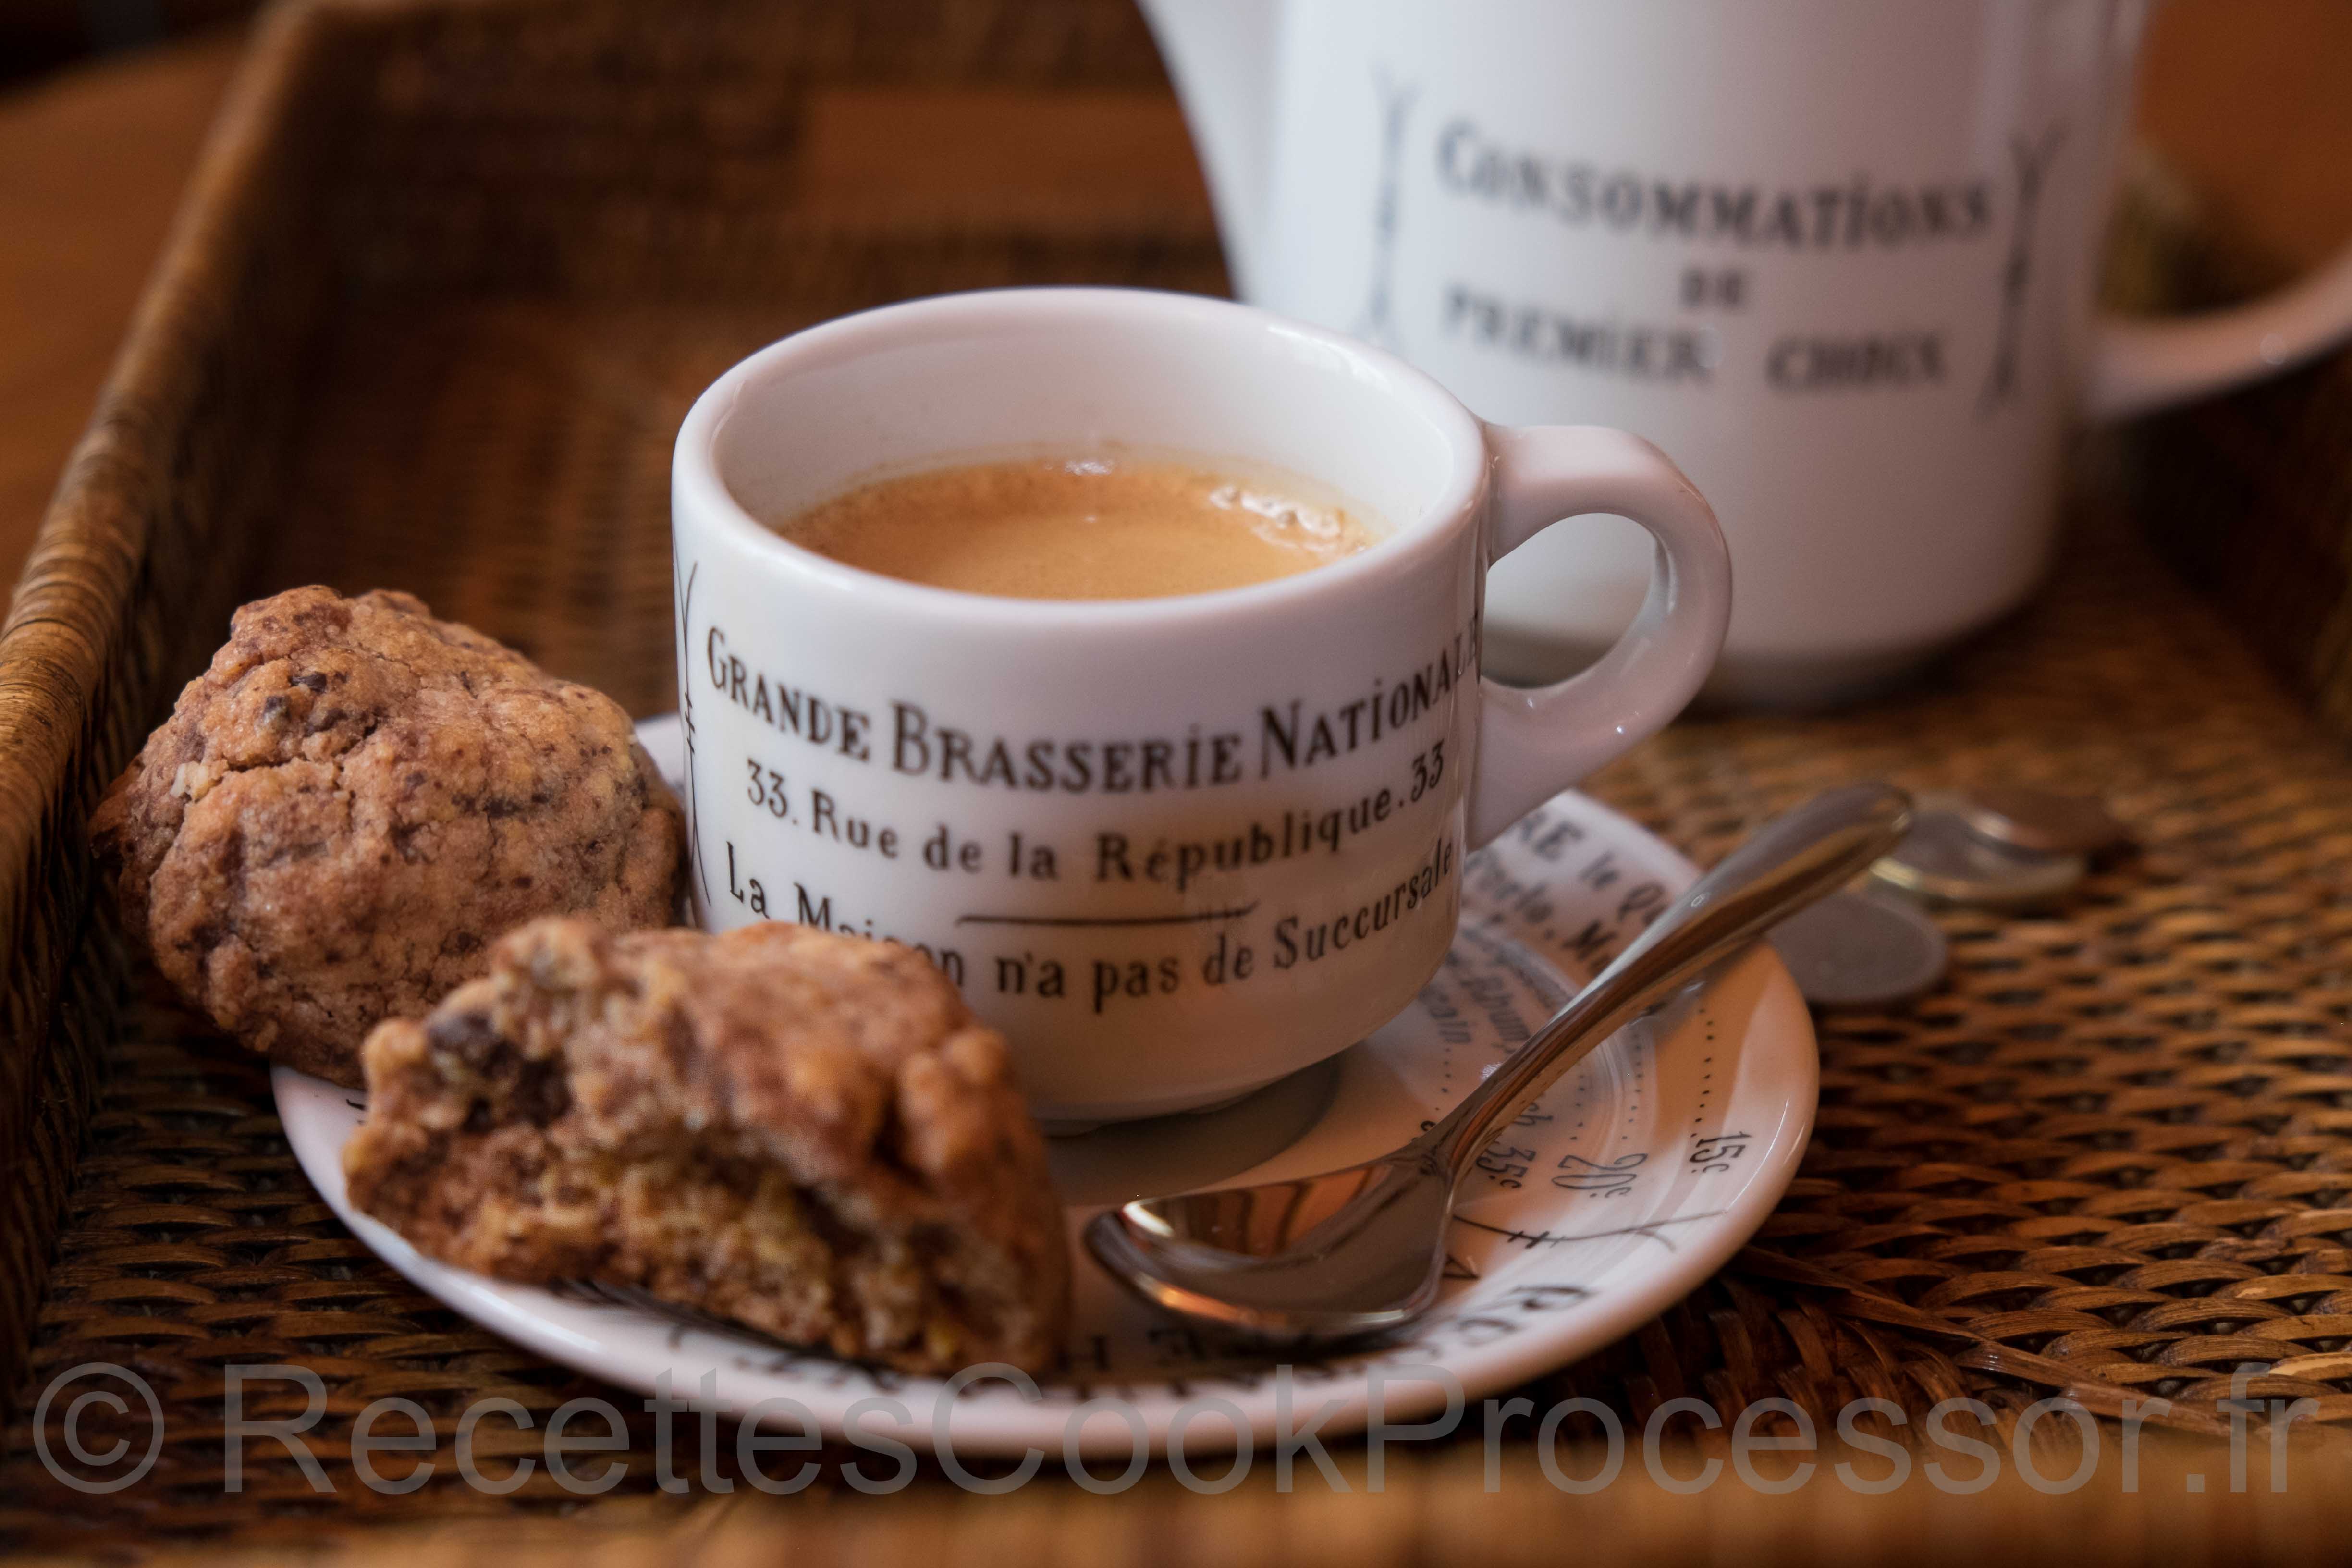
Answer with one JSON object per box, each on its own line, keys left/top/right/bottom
{"left": 1088, "top": 1150, "right": 1452, "bottom": 1340}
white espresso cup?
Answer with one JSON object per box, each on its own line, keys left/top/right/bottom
{"left": 1142, "top": 0, "right": 2352, "bottom": 704}
{"left": 671, "top": 288, "right": 1729, "bottom": 1126}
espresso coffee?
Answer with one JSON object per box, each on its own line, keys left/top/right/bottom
{"left": 772, "top": 454, "right": 1379, "bottom": 600}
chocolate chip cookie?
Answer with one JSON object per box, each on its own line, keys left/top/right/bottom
{"left": 343, "top": 918, "right": 1070, "bottom": 1375}
{"left": 92, "top": 587, "right": 684, "bottom": 1086}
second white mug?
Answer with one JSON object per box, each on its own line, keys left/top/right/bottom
{"left": 1144, "top": 0, "right": 2352, "bottom": 703}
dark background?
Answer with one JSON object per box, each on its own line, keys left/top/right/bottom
{"left": 0, "top": 0, "right": 2348, "bottom": 594}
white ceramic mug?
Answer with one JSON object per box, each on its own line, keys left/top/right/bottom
{"left": 1142, "top": 0, "right": 2352, "bottom": 703}
{"left": 671, "top": 288, "right": 1729, "bottom": 1126}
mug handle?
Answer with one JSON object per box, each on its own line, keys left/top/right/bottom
{"left": 1466, "top": 425, "right": 1733, "bottom": 849}
{"left": 2084, "top": 239, "right": 2352, "bottom": 421}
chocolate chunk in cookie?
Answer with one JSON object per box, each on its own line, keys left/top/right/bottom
{"left": 343, "top": 918, "right": 1070, "bottom": 1376}
{"left": 92, "top": 586, "right": 684, "bottom": 1086}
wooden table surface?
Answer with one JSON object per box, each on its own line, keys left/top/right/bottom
{"left": 1, "top": 0, "right": 2349, "bottom": 595}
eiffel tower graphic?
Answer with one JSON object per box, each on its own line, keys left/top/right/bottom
{"left": 1980, "top": 121, "right": 2069, "bottom": 416}
{"left": 1354, "top": 68, "right": 1418, "bottom": 350}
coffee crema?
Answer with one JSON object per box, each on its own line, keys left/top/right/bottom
{"left": 770, "top": 455, "right": 1380, "bottom": 600}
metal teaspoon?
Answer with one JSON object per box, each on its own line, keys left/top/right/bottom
{"left": 1083, "top": 782, "right": 1912, "bottom": 1345}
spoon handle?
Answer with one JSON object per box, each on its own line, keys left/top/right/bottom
{"left": 1419, "top": 783, "right": 1912, "bottom": 1180}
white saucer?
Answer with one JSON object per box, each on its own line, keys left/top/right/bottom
{"left": 276, "top": 715, "right": 1816, "bottom": 1458}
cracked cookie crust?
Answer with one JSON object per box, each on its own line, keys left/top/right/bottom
{"left": 343, "top": 918, "right": 1071, "bottom": 1376}
{"left": 92, "top": 586, "right": 685, "bottom": 1086}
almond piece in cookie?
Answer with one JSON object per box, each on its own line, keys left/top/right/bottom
{"left": 90, "top": 586, "right": 685, "bottom": 1087}
{"left": 342, "top": 917, "right": 1070, "bottom": 1376}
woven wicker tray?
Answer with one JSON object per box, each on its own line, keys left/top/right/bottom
{"left": 4, "top": 0, "right": 2352, "bottom": 1556}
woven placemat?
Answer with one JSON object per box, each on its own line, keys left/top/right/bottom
{"left": 5, "top": 480, "right": 2350, "bottom": 1549}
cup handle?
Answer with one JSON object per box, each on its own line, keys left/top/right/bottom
{"left": 1466, "top": 425, "right": 1732, "bottom": 849}
{"left": 2083, "top": 238, "right": 2352, "bottom": 422}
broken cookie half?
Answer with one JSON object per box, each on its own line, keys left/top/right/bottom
{"left": 343, "top": 917, "right": 1070, "bottom": 1376}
